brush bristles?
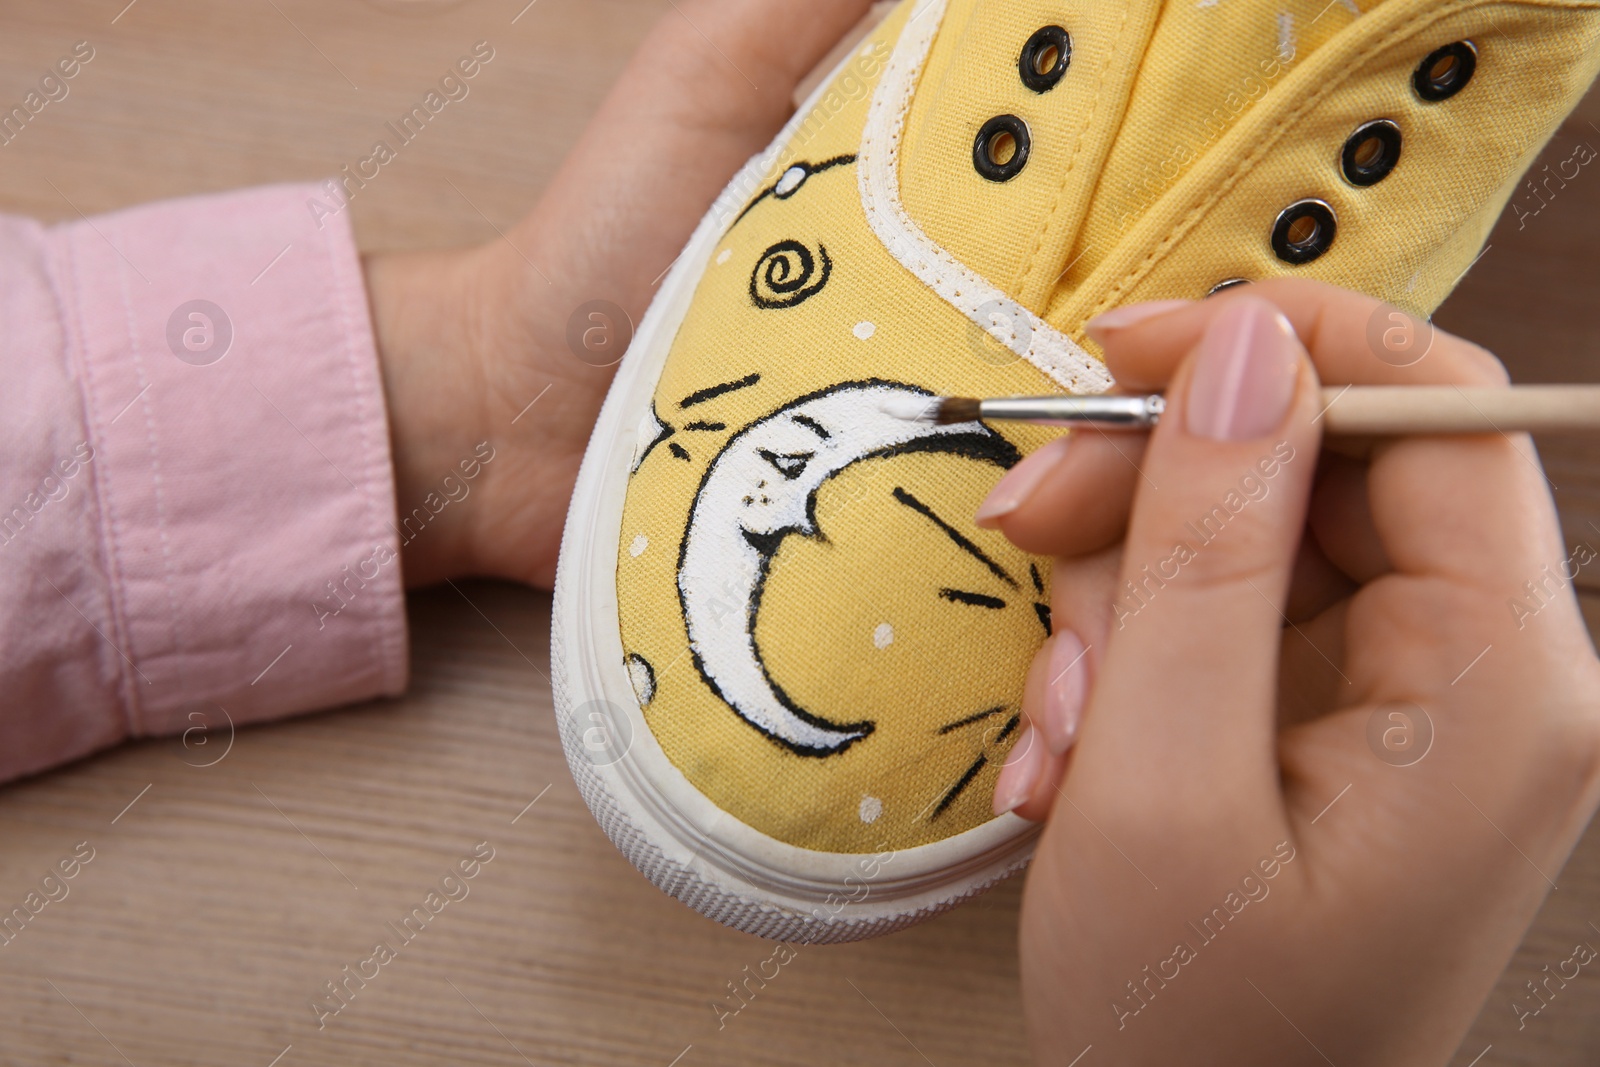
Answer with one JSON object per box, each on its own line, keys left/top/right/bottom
{"left": 935, "top": 397, "right": 983, "bottom": 424}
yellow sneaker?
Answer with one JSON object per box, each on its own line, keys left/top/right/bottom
{"left": 554, "top": 0, "right": 1600, "bottom": 941}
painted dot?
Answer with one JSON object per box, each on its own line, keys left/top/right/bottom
{"left": 715, "top": 248, "right": 732, "bottom": 265}
{"left": 873, "top": 622, "right": 894, "bottom": 649}
{"left": 629, "top": 535, "right": 649, "bottom": 558}
{"left": 859, "top": 796, "right": 883, "bottom": 824}
{"left": 775, "top": 166, "right": 807, "bottom": 196}
{"left": 853, "top": 320, "right": 877, "bottom": 341}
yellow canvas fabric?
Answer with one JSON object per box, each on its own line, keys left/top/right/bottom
{"left": 1061, "top": 0, "right": 1380, "bottom": 294}
{"left": 613, "top": 0, "right": 1600, "bottom": 855}
{"left": 1057, "top": 0, "right": 1600, "bottom": 326}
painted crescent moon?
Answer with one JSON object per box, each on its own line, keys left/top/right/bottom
{"left": 677, "top": 380, "right": 1019, "bottom": 757}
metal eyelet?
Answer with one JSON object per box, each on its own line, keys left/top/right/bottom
{"left": 1019, "top": 26, "right": 1071, "bottom": 93}
{"left": 1207, "top": 278, "right": 1252, "bottom": 297}
{"left": 1341, "top": 119, "right": 1403, "bottom": 187}
{"left": 973, "top": 115, "right": 1031, "bottom": 182}
{"left": 1271, "top": 199, "right": 1338, "bottom": 264}
{"left": 1413, "top": 41, "right": 1477, "bottom": 102}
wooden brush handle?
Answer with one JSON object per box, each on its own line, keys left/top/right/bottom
{"left": 1320, "top": 385, "right": 1600, "bottom": 435}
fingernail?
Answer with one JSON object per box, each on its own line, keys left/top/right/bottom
{"left": 1042, "top": 631, "right": 1089, "bottom": 756}
{"left": 993, "top": 725, "right": 1046, "bottom": 817}
{"left": 976, "top": 436, "right": 1071, "bottom": 527}
{"left": 1185, "top": 297, "right": 1300, "bottom": 442}
{"left": 1083, "top": 300, "right": 1192, "bottom": 344}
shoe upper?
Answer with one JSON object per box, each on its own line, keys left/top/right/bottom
{"left": 611, "top": 0, "right": 1600, "bottom": 855}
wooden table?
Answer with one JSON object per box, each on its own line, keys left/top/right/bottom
{"left": 1, "top": 3, "right": 1596, "bottom": 1064}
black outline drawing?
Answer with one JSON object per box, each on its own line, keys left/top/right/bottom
{"left": 937, "top": 705, "right": 1007, "bottom": 736}
{"left": 681, "top": 373, "right": 761, "bottom": 409}
{"left": 931, "top": 712, "right": 1021, "bottom": 819}
{"left": 892, "top": 487, "right": 1018, "bottom": 589}
{"left": 633, "top": 402, "right": 677, "bottom": 471}
{"left": 750, "top": 240, "right": 833, "bottom": 310}
{"left": 676, "top": 379, "right": 1021, "bottom": 759}
{"left": 939, "top": 588, "right": 1006, "bottom": 610}
{"left": 729, "top": 154, "right": 857, "bottom": 228}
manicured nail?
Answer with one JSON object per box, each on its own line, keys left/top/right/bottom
{"left": 993, "top": 725, "right": 1046, "bottom": 817}
{"left": 1042, "top": 630, "right": 1089, "bottom": 756}
{"left": 1185, "top": 297, "right": 1300, "bottom": 442}
{"left": 975, "top": 436, "right": 1071, "bottom": 527}
{"left": 1083, "top": 300, "right": 1192, "bottom": 344}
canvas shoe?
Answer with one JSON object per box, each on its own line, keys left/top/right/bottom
{"left": 553, "top": 0, "right": 1600, "bottom": 942}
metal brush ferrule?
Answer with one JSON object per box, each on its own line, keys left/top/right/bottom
{"left": 978, "top": 394, "right": 1165, "bottom": 429}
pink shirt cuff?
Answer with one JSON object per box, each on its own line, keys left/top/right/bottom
{"left": 0, "top": 183, "right": 407, "bottom": 781}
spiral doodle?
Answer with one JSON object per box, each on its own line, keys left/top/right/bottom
{"left": 749, "top": 240, "right": 832, "bottom": 310}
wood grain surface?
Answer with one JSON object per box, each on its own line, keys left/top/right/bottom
{"left": 0, "top": 3, "right": 1597, "bottom": 1064}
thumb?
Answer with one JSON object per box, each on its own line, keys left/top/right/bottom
{"left": 1066, "top": 296, "right": 1323, "bottom": 827}
{"left": 501, "top": 0, "right": 879, "bottom": 388}
{"left": 518, "top": 0, "right": 878, "bottom": 299}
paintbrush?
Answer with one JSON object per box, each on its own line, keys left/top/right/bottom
{"left": 883, "top": 386, "right": 1600, "bottom": 435}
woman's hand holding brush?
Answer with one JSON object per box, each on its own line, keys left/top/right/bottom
{"left": 983, "top": 279, "right": 1600, "bottom": 1065}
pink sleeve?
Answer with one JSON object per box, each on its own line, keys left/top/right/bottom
{"left": 0, "top": 183, "right": 408, "bottom": 782}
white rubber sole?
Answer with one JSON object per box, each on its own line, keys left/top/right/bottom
{"left": 550, "top": 36, "right": 1039, "bottom": 945}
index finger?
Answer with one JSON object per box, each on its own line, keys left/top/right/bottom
{"left": 1088, "top": 280, "right": 1561, "bottom": 595}
{"left": 1087, "top": 278, "right": 1510, "bottom": 391}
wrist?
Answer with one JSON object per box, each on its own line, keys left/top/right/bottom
{"left": 364, "top": 245, "right": 491, "bottom": 588}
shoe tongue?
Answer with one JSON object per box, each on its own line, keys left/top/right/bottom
{"left": 895, "top": 0, "right": 1383, "bottom": 320}
{"left": 1061, "top": 0, "right": 1387, "bottom": 294}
